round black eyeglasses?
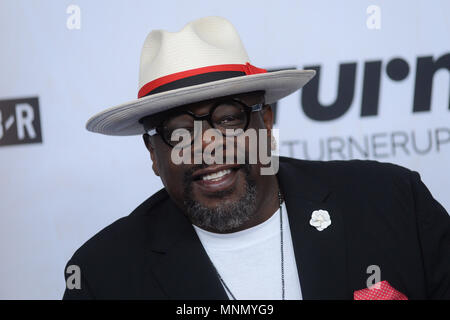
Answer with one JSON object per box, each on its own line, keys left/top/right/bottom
{"left": 146, "top": 98, "right": 264, "bottom": 148}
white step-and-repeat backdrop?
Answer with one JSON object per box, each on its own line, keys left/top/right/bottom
{"left": 0, "top": 0, "right": 449, "bottom": 299}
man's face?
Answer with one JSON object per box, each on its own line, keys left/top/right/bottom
{"left": 142, "top": 91, "right": 274, "bottom": 232}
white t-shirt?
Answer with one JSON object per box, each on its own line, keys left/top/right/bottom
{"left": 193, "top": 202, "right": 303, "bottom": 300}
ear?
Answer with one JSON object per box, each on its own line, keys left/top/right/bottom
{"left": 143, "top": 134, "right": 160, "bottom": 176}
{"left": 261, "top": 104, "right": 274, "bottom": 134}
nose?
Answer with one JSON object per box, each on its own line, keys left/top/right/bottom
{"left": 191, "top": 120, "right": 228, "bottom": 164}
{"left": 192, "top": 119, "right": 219, "bottom": 148}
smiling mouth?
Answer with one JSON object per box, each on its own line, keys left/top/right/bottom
{"left": 192, "top": 166, "right": 242, "bottom": 193}
{"left": 200, "top": 169, "right": 232, "bottom": 181}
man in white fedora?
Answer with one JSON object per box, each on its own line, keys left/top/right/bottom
{"left": 63, "top": 16, "right": 450, "bottom": 300}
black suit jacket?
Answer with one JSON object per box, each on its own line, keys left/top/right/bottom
{"left": 63, "top": 157, "right": 450, "bottom": 299}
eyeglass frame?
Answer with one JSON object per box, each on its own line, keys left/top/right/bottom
{"left": 145, "top": 98, "right": 265, "bottom": 148}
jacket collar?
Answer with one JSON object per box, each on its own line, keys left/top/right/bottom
{"left": 144, "top": 157, "right": 350, "bottom": 299}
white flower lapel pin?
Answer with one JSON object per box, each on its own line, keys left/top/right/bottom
{"left": 309, "top": 209, "right": 331, "bottom": 231}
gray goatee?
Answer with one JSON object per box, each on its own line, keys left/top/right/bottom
{"left": 182, "top": 164, "right": 257, "bottom": 232}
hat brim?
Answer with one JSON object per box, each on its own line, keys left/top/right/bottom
{"left": 86, "top": 69, "right": 315, "bottom": 136}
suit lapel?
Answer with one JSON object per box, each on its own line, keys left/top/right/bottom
{"left": 144, "top": 199, "right": 228, "bottom": 299}
{"left": 277, "top": 159, "right": 351, "bottom": 299}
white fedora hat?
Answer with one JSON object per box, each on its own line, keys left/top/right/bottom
{"left": 86, "top": 16, "right": 316, "bottom": 136}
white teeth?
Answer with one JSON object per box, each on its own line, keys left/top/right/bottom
{"left": 202, "top": 169, "right": 232, "bottom": 181}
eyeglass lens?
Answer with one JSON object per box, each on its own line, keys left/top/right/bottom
{"left": 162, "top": 101, "right": 248, "bottom": 146}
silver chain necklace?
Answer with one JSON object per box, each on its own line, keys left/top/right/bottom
{"left": 212, "top": 189, "right": 285, "bottom": 300}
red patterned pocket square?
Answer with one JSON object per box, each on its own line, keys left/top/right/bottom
{"left": 354, "top": 280, "right": 408, "bottom": 300}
